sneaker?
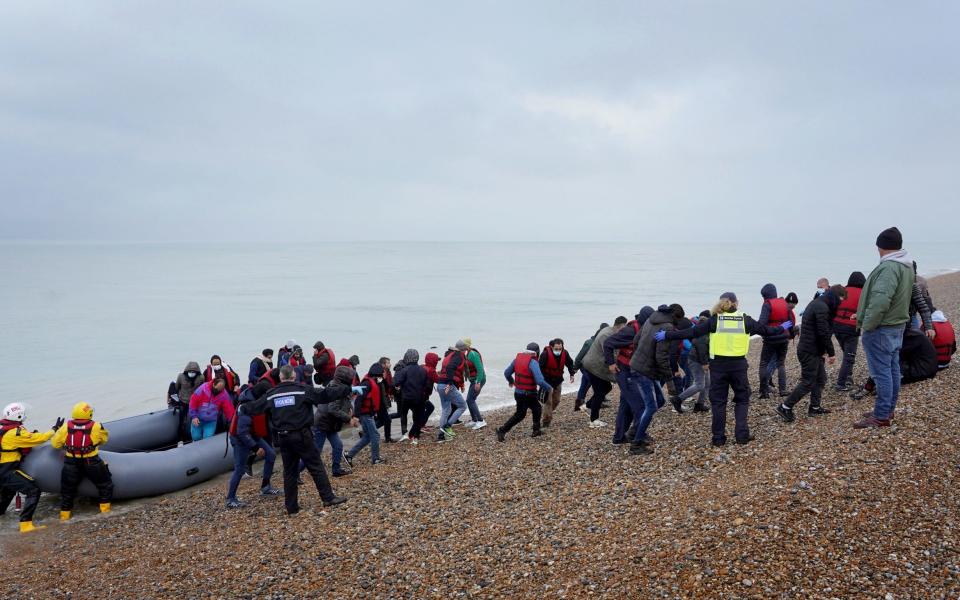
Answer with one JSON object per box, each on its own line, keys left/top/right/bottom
{"left": 410, "top": 437, "right": 419, "bottom": 446}
{"left": 589, "top": 419, "right": 607, "bottom": 428}
{"left": 384, "top": 437, "right": 396, "bottom": 444}
{"left": 574, "top": 400, "right": 584, "bottom": 412}
{"left": 225, "top": 498, "right": 245, "bottom": 509}
{"left": 332, "top": 470, "right": 350, "bottom": 478}
{"left": 496, "top": 428, "right": 506, "bottom": 443}
{"left": 850, "top": 386, "right": 870, "bottom": 400}
{"left": 778, "top": 390, "right": 790, "bottom": 398}
{"left": 372, "top": 458, "right": 386, "bottom": 465}
{"left": 531, "top": 430, "right": 543, "bottom": 438}
{"left": 322, "top": 496, "right": 348, "bottom": 508}
{"left": 342, "top": 454, "right": 354, "bottom": 469}
{"left": 775, "top": 404, "right": 795, "bottom": 423}
{"left": 472, "top": 420, "right": 488, "bottom": 430}
{"left": 443, "top": 426, "right": 456, "bottom": 439}
{"left": 260, "top": 486, "right": 283, "bottom": 496}
{"left": 398, "top": 434, "right": 409, "bottom": 442}
{"left": 808, "top": 406, "right": 831, "bottom": 416}
{"left": 421, "top": 426, "right": 434, "bottom": 433}
{"left": 243, "top": 466, "right": 253, "bottom": 478}
{"left": 735, "top": 435, "right": 755, "bottom": 445}
{"left": 629, "top": 441, "right": 652, "bottom": 455}
{"left": 296, "top": 477, "right": 304, "bottom": 485}
{"left": 670, "top": 396, "right": 683, "bottom": 414}
{"left": 692, "top": 404, "right": 709, "bottom": 413}
{"left": 853, "top": 415, "right": 891, "bottom": 429}
{"left": 758, "top": 391, "right": 770, "bottom": 400}
{"left": 612, "top": 437, "right": 629, "bottom": 445}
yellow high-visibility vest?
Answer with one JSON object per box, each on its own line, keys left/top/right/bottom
{"left": 709, "top": 311, "right": 750, "bottom": 358}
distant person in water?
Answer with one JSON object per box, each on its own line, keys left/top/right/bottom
{"left": 312, "top": 341, "right": 336, "bottom": 386}
{"left": 463, "top": 338, "right": 487, "bottom": 430}
{"left": 497, "top": 343, "right": 553, "bottom": 442}
{"left": 168, "top": 361, "right": 204, "bottom": 441}
{"left": 538, "top": 338, "right": 575, "bottom": 428}
{"left": 657, "top": 292, "right": 793, "bottom": 446}
{"left": 775, "top": 285, "right": 846, "bottom": 423}
{"left": 204, "top": 355, "right": 240, "bottom": 395}
{"left": 573, "top": 323, "right": 608, "bottom": 412}
{"left": 248, "top": 349, "right": 274, "bottom": 385}
{"left": 189, "top": 377, "right": 236, "bottom": 440}
{"left": 832, "top": 272, "right": 866, "bottom": 392}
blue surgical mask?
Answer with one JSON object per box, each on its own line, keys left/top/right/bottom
{"left": 553, "top": 350, "right": 562, "bottom": 356}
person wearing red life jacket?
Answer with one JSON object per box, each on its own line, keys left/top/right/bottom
{"left": 931, "top": 311, "right": 956, "bottom": 369}
{"left": 496, "top": 343, "right": 554, "bottom": 442}
{"left": 833, "top": 271, "right": 866, "bottom": 391}
{"left": 345, "top": 364, "right": 386, "bottom": 466}
{"left": 288, "top": 345, "right": 306, "bottom": 368}
{"left": 0, "top": 402, "right": 61, "bottom": 533}
{"left": 225, "top": 387, "right": 281, "bottom": 508}
{"left": 436, "top": 341, "right": 469, "bottom": 442}
{"left": 312, "top": 341, "right": 337, "bottom": 386}
{"left": 204, "top": 354, "right": 241, "bottom": 395}
{"left": 51, "top": 402, "right": 113, "bottom": 520}
{"left": 757, "top": 284, "right": 797, "bottom": 399}
{"left": 538, "top": 338, "right": 575, "bottom": 427}
{"left": 377, "top": 357, "right": 397, "bottom": 443}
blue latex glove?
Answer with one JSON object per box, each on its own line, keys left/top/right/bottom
{"left": 654, "top": 330, "right": 667, "bottom": 342}
{"left": 781, "top": 321, "right": 793, "bottom": 330}
{"left": 682, "top": 340, "right": 692, "bottom": 351}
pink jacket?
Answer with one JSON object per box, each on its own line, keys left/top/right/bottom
{"left": 189, "top": 382, "right": 236, "bottom": 423}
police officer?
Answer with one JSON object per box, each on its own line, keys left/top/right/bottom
{"left": 655, "top": 293, "right": 792, "bottom": 446}
{"left": 245, "top": 366, "right": 346, "bottom": 514}
{"left": 51, "top": 401, "right": 114, "bottom": 520}
{"left": 0, "top": 402, "right": 62, "bottom": 532}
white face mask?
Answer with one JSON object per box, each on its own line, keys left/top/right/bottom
{"left": 187, "top": 371, "right": 198, "bottom": 377}
{"left": 213, "top": 364, "right": 222, "bottom": 370}
{"left": 553, "top": 350, "right": 562, "bottom": 356}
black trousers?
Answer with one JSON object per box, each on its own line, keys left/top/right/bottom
{"left": 758, "top": 341, "right": 788, "bottom": 394}
{"left": 376, "top": 399, "right": 393, "bottom": 440}
{"left": 709, "top": 359, "right": 751, "bottom": 444}
{"left": 277, "top": 429, "right": 334, "bottom": 514}
{"left": 500, "top": 391, "right": 542, "bottom": 434}
{"left": 0, "top": 464, "right": 41, "bottom": 522}
{"left": 784, "top": 351, "right": 826, "bottom": 409}
{"left": 61, "top": 456, "right": 113, "bottom": 510}
{"left": 407, "top": 398, "right": 435, "bottom": 438}
{"left": 390, "top": 397, "right": 408, "bottom": 435}
{"left": 588, "top": 378, "right": 613, "bottom": 421}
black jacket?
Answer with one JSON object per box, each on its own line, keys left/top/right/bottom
{"left": 314, "top": 380, "right": 354, "bottom": 433}
{"left": 900, "top": 327, "right": 938, "bottom": 384}
{"left": 394, "top": 363, "right": 430, "bottom": 402}
{"left": 629, "top": 308, "right": 675, "bottom": 379}
{"left": 245, "top": 382, "right": 324, "bottom": 432}
{"left": 758, "top": 283, "right": 796, "bottom": 344}
{"left": 602, "top": 307, "right": 654, "bottom": 365}
{"left": 666, "top": 312, "right": 786, "bottom": 362}
{"left": 796, "top": 292, "right": 840, "bottom": 357}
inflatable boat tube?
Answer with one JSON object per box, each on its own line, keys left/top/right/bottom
{"left": 100, "top": 408, "right": 181, "bottom": 453}
{"left": 22, "top": 432, "right": 236, "bottom": 500}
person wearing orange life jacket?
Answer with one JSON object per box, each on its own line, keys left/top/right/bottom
{"left": 50, "top": 402, "right": 113, "bottom": 520}
{"left": 931, "top": 311, "right": 956, "bottom": 369}
{"left": 435, "top": 341, "right": 469, "bottom": 442}
{"left": 496, "top": 343, "right": 554, "bottom": 442}
{"left": 833, "top": 271, "right": 866, "bottom": 391}
{"left": 0, "top": 403, "right": 61, "bottom": 533}
{"left": 757, "top": 284, "right": 797, "bottom": 399}
{"left": 538, "top": 338, "right": 576, "bottom": 428}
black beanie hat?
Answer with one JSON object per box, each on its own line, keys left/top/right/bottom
{"left": 526, "top": 342, "right": 540, "bottom": 355}
{"left": 368, "top": 363, "right": 384, "bottom": 377}
{"left": 785, "top": 292, "right": 799, "bottom": 304}
{"left": 876, "top": 227, "right": 903, "bottom": 250}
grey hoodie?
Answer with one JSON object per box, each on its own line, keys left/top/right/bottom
{"left": 174, "top": 361, "right": 204, "bottom": 404}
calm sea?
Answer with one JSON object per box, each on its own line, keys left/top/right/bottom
{"left": 2, "top": 241, "right": 957, "bottom": 427}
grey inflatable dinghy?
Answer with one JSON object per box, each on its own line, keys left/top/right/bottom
{"left": 21, "top": 408, "right": 236, "bottom": 499}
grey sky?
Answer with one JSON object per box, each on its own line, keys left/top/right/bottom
{"left": 1, "top": 2, "right": 958, "bottom": 242}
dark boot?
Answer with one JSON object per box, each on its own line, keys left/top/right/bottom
{"left": 495, "top": 428, "right": 506, "bottom": 443}
{"left": 693, "top": 403, "right": 709, "bottom": 413}
{"left": 670, "top": 395, "right": 683, "bottom": 414}
{"left": 629, "top": 440, "right": 652, "bottom": 455}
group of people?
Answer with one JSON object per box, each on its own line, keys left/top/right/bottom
{"left": 2, "top": 227, "right": 955, "bottom": 532}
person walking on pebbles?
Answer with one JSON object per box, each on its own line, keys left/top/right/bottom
{"left": 654, "top": 293, "right": 793, "bottom": 447}
{"left": 245, "top": 366, "right": 346, "bottom": 514}
{"left": 496, "top": 343, "right": 554, "bottom": 442}
{"left": 853, "top": 227, "right": 915, "bottom": 429}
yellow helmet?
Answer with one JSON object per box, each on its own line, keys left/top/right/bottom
{"left": 71, "top": 402, "right": 94, "bottom": 420}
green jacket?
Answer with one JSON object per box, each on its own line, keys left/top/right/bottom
{"left": 466, "top": 349, "right": 486, "bottom": 385}
{"left": 857, "top": 255, "right": 915, "bottom": 332}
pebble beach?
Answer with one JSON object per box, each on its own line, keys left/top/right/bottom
{"left": 3, "top": 273, "right": 959, "bottom": 599}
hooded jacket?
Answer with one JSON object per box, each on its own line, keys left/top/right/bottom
{"left": 758, "top": 284, "right": 796, "bottom": 344}
{"left": 173, "top": 362, "right": 205, "bottom": 405}
{"left": 796, "top": 291, "right": 840, "bottom": 357}
{"left": 900, "top": 327, "right": 938, "bottom": 384}
{"left": 858, "top": 250, "right": 916, "bottom": 331}
{"left": 314, "top": 367, "right": 356, "bottom": 433}
{"left": 629, "top": 306, "right": 677, "bottom": 379}
{"left": 395, "top": 352, "right": 431, "bottom": 402}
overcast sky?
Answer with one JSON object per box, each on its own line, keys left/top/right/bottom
{"left": 1, "top": 2, "right": 958, "bottom": 243}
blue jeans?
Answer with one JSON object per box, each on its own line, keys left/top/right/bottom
{"left": 347, "top": 415, "right": 380, "bottom": 463}
{"left": 862, "top": 325, "right": 905, "bottom": 420}
{"left": 227, "top": 436, "right": 276, "bottom": 500}
{"left": 191, "top": 420, "right": 217, "bottom": 441}
{"left": 631, "top": 372, "right": 659, "bottom": 443}
{"left": 465, "top": 382, "right": 484, "bottom": 422}
{"left": 314, "top": 429, "right": 344, "bottom": 472}
{"left": 437, "top": 384, "right": 466, "bottom": 428}
{"left": 576, "top": 370, "right": 592, "bottom": 401}
{"left": 613, "top": 369, "right": 641, "bottom": 442}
